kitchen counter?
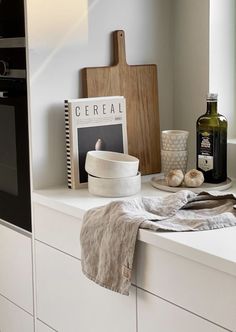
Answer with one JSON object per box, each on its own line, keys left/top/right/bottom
{"left": 32, "top": 174, "right": 236, "bottom": 278}
{"left": 32, "top": 175, "right": 236, "bottom": 331}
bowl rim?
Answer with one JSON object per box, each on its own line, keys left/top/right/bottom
{"left": 88, "top": 171, "right": 141, "bottom": 181}
{"left": 86, "top": 150, "right": 139, "bottom": 164}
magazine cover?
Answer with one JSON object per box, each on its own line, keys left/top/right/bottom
{"left": 65, "top": 96, "right": 127, "bottom": 189}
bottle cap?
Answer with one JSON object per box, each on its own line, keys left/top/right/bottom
{"left": 207, "top": 93, "right": 218, "bottom": 101}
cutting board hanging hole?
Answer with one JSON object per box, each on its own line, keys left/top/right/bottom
{"left": 114, "top": 30, "right": 127, "bottom": 66}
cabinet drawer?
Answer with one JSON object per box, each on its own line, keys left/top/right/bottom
{"left": 0, "top": 222, "right": 33, "bottom": 314}
{"left": 136, "top": 241, "right": 236, "bottom": 331}
{"left": 137, "top": 289, "right": 227, "bottom": 332}
{"left": 0, "top": 294, "right": 34, "bottom": 332}
{"left": 33, "top": 203, "right": 82, "bottom": 258}
{"left": 36, "top": 320, "right": 55, "bottom": 332}
{"left": 35, "top": 240, "right": 136, "bottom": 332}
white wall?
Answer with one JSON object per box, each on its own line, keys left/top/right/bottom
{"left": 25, "top": 0, "right": 174, "bottom": 189}
{"left": 173, "top": 0, "right": 210, "bottom": 169}
{"left": 209, "top": 0, "right": 236, "bottom": 139}
{"left": 27, "top": 0, "right": 234, "bottom": 186}
{"left": 228, "top": 139, "right": 236, "bottom": 178}
{"left": 209, "top": 0, "right": 236, "bottom": 178}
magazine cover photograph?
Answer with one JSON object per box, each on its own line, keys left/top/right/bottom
{"left": 65, "top": 96, "right": 127, "bottom": 188}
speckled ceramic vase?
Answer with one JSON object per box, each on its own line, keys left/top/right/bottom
{"left": 161, "top": 130, "right": 189, "bottom": 175}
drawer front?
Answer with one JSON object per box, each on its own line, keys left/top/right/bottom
{"left": 136, "top": 241, "right": 236, "bottom": 331}
{"left": 137, "top": 289, "right": 228, "bottom": 332}
{"left": 0, "top": 294, "right": 34, "bottom": 332}
{"left": 36, "top": 320, "right": 55, "bottom": 332}
{"left": 35, "top": 240, "right": 136, "bottom": 332}
{"left": 0, "top": 222, "right": 33, "bottom": 314}
{"left": 33, "top": 203, "right": 82, "bottom": 258}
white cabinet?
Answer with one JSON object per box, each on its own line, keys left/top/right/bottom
{"left": 36, "top": 320, "right": 55, "bottom": 332}
{"left": 33, "top": 203, "right": 82, "bottom": 259}
{"left": 137, "top": 289, "right": 228, "bottom": 332}
{"left": 0, "top": 221, "right": 33, "bottom": 314}
{"left": 135, "top": 241, "right": 236, "bottom": 331}
{"left": 35, "top": 240, "right": 136, "bottom": 332}
{"left": 32, "top": 194, "right": 236, "bottom": 332}
{"left": 0, "top": 294, "right": 34, "bottom": 332}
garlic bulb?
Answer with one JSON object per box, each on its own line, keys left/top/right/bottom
{"left": 166, "top": 169, "right": 184, "bottom": 187}
{"left": 184, "top": 169, "right": 204, "bottom": 187}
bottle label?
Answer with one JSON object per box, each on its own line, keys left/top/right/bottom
{"left": 198, "top": 131, "right": 214, "bottom": 171}
{"left": 198, "top": 155, "right": 213, "bottom": 171}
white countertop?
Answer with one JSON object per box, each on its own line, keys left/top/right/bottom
{"left": 32, "top": 175, "right": 236, "bottom": 278}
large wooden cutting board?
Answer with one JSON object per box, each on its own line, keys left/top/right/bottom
{"left": 82, "top": 30, "right": 161, "bottom": 175}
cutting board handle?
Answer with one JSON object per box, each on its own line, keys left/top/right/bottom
{"left": 113, "top": 30, "right": 127, "bottom": 66}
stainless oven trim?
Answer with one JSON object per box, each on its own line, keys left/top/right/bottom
{"left": 0, "top": 69, "right": 26, "bottom": 79}
{"left": 0, "top": 37, "right": 25, "bottom": 48}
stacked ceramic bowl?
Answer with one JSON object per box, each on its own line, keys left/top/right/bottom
{"left": 85, "top": 151, "right": 141, "bottom": 197}
{"left": 161, "top": 130, "right": 189, "bottom": 176}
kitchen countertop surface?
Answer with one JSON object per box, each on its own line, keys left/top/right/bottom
{"left": 32, "top": 174, "right": 236, "bottom": 278}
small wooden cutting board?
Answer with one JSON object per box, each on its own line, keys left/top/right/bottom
{"left": 82, "top": 30, "right": 161, "bottom": 175}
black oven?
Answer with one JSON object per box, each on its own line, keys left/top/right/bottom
{"left": 0, "top": 0, "right": 25, "bottom": 38}
{"left": 0, "top": 46, "right": 31, "bottom": 232}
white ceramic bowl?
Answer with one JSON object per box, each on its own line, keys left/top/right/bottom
{"left": 85, "top": 150, "right": 139, "bottom": 179}
{"left": 161, "top": 130, "right": 189, "bottom": 151}
{"left": 161, "top": 149, "right": 188, "bottom": 175}
{"left": 88, "top": 172, "right": 141, "bottom": 197}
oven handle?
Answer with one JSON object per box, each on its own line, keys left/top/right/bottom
{"left": 0, "top": 91, "right": 8, "bottom": 98}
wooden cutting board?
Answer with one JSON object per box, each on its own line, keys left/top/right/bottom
{"left": 82, "top": 30, "right": 161, "bottom": 175}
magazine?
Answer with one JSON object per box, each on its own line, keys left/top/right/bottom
{"left": 64, "top": 96, "right": 127, "bottom": 189}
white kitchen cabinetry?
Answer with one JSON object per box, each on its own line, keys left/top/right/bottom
{"left": 35, "top": 240, "right": 136, "bottom": 332}
{"left": 136, "top": 241, "right": 236, "bottom": 331}
{"left": 32, "top": 185, "right": 236, "bottom": 332}
{"left": 36, "top": 320, "right": 55, "bottom": 332}
{"left": 0, "top": 221, "right": 34, "bottom": 314}
{"left": 33, "top": 203, "right": 82, "bottom": 259}
{"left": 0, "top": 294, "right": 34, "bottom": 332}
{"left": 137, "top": 289, "right": 227, "bottom": 332}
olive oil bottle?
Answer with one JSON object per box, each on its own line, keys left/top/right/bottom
{"left": 196, "top": 93, "right": 227, "bottom": 183}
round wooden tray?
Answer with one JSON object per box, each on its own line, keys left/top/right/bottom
{"left": 150, "top": 176, "right": 233, "bottom": 193}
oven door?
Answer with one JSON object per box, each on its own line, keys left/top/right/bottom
{"left": 0, "top": 0, "right": 25, "bottom": 38}
{"left": 0, "top": 87, "right": 31, "bottom": 232}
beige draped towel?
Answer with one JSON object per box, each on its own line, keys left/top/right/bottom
{"left": 80, "top": 190, "right": 236, "bottom": 295}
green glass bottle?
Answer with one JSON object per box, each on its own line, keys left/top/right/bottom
{"left": 196, "top": 93, "right": 227, "bottom": 183}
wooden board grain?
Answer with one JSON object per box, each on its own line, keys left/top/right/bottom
{"left": 82, "top": 30, "right": 161, "bottom": 175}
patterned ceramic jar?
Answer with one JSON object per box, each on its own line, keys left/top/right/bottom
{"left": 161, "top": 149, "right": 188, "bottom": 175}
{"left": 161, "top": 130, "right": 189, "bottom": 151}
